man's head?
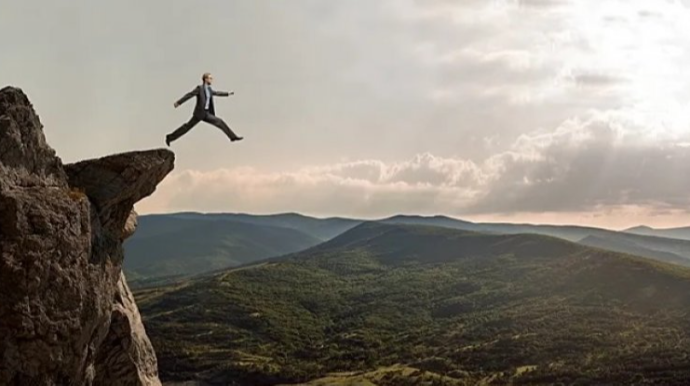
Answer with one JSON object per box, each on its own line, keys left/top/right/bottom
{"left": 202, "top": 72, "right": 213, "bottom": 85}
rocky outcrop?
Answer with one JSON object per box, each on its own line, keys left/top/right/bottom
{"left": 94, "top": 270, "right": 161, "bottom": 386}
{"left": 0, "top": 86, "right": 173, "bottom": 385}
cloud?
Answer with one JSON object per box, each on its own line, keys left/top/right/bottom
{"left": 138, "top": 110, "right": 690, "bottom": 220}
{"left": 571, "top": 72, "right": 627, "bottom": 88}
{"left": 471, "top": 112, "right": 690, "bottom": 213}
{"left": 5, "top": 0, "right": 690, "bottom": 228}
{"left": 518, "top": 0, "right": 570, "bottom": 9}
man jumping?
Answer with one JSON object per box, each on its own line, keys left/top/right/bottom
{"left": 166, "top": 72, "right": 243, "bottom": 146}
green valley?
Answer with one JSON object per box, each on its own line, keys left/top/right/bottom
{"left": 137, "top": 222, "right": 690, "bottom": 385}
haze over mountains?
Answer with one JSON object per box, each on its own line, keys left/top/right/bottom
{"left": 382, "top": 215, "right": 690, "bottom": 268}
{"left": 125, "top": 212, "right": 690, "bottom": 286}
{"left": 138, "top": 221, "right": 690, "bottom": 385}
{"left": 624, "top": 225, "right": 690, "bottom": 241}
{"left": 123, "top": 213, "right": 360, "bottom": 286}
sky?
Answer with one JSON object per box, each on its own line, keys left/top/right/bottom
{"left": 3, "top": 0, "right": 690, "bottom": 229}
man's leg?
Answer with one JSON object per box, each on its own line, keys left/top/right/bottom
{"left": 202, "top": 113, "right": 242, "bottom": 141}
{"left": 167, "top": 116, "right": 201, "bottom": 144}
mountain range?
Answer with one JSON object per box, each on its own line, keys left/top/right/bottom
{"left": 125, "top": 213, "right": 690, "bottom": 286}
{"left": 137, "top": 221, "right": 690, "bottom": 385}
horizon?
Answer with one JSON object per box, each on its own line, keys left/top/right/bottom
{"left": 4, "top": 1, "right": 690, "bottom": 230}
{"left": 137, "top": 209, "right": 690, "bottom": 232}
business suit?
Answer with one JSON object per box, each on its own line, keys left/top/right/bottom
{"left": 167, "top": 84, "right": 241, "bottom": 144}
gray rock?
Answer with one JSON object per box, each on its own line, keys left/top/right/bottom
{"left": 94, "top": 271, "right": 162, "bottom": 386}
{"left": 0, "top": 86, "right": 174, "bottom": 385}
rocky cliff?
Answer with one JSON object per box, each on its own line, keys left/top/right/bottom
{"left": 0, "top": 86, "right": 173, "bottom": 385}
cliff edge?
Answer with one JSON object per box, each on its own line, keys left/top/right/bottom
{"left": 0, "top": 86, "right": 173, "bottom": 385}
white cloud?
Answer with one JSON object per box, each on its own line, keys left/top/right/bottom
{"left": 138, "top": 110, "right": 690, "bottom": 223}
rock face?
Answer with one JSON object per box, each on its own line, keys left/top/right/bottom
{"left": 94, "top": 270, "right": 161, "bottom": 386}
{"left": 0, "top": 86, "right": 173, "bottom": 385}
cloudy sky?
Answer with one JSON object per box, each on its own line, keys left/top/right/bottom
{"left": 3, "top": 0, "right": 690, "bottom": 229}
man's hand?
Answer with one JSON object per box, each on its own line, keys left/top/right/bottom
{"left": 174, "top": 101, "right": 180, "bottom": 108}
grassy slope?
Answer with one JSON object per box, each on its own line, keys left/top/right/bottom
{"left": 138, "top": 223, "right": 690, "bottom": 385}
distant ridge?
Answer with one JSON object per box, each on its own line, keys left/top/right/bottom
{"left": 624, "top": 224, "right": 690, "bottom": 241}
{"left": 128, "top": 212, "right": 690, "bottom": 284}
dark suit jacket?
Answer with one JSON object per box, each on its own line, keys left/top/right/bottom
{"left": 176, "top": 84, "right": 230, "bottom": 118}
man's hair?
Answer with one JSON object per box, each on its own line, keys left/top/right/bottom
{"left": 202, "top": 72, "right": 212, "bottom": 82}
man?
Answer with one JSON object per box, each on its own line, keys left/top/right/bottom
{"left": 166, "top": 72, "right": 243, "bottom": 146}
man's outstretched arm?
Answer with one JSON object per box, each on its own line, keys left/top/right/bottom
{"left": 174, "top": 87, "right": 198, "bottom": 108}
{"left": 212, "top": 90, "right": 234, "bottom": 97}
